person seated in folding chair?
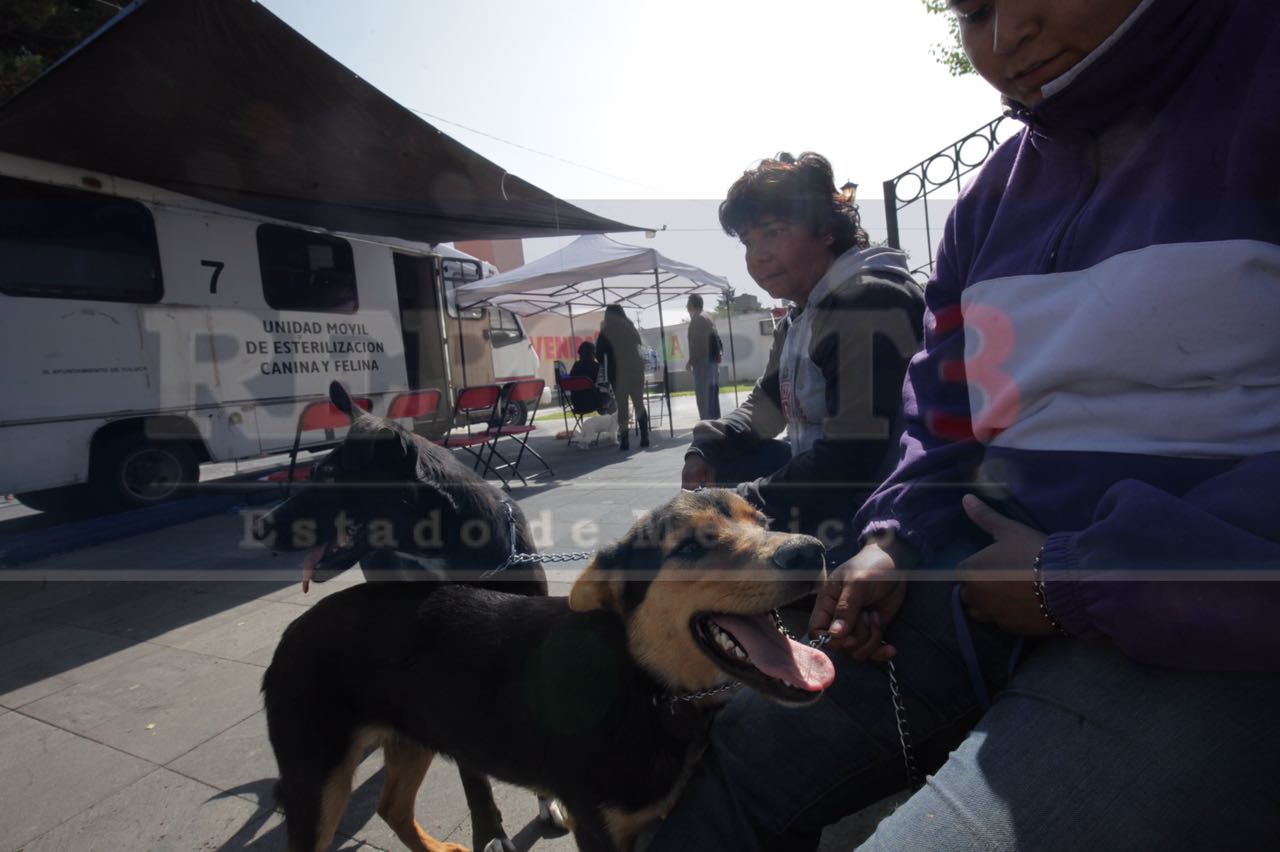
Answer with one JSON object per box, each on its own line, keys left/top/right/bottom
{"left": 565, "top": 340, "right": 617, "bottom": 447}
{"left": 568, "top": 340, "right": 612, "bottom": 415}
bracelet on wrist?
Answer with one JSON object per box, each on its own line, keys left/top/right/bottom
{"left": 1031, "top": 548, "right": 1071, "bottom": 638}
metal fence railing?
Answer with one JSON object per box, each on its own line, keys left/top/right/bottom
{"left": 882, "top": 115, "right": 1015, "bottom": 281}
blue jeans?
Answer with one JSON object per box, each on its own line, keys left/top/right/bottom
{"left": 692, "top": 361, "right": 721, "bottom": 420}
{"left": 859, "top": 637, "right": 1280, "bottom": 851}
{"left": 651, "top": 576, "right": 1020, "bottom": 851}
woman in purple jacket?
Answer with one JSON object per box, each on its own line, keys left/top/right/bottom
{"left": 655, "top": 1, "right": 1280, "bottom": 849}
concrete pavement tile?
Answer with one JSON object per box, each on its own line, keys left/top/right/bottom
{"left": 240, "top": 641, "right": 284, "bottom": 669}
{"left": 180, "top": 576, "right": 296, "bottom": 601}
{"left": 0, "top": 624, "right": 155, "bottom": 709}
{"left": 0, "top": 610, "right": 59, "bottom": 647}
{"left": 0, "top": 711, "right": 153, "bottom": 851}
{"left": 140, "top": 595, "right": 277, "bottom": 649}
{"left": 0, "top": 579, "right": 100, "bottom": 617}
{"left": 62, "top": 582, "right": 268, "bottom": 641}
{"left": 18, "top": 647, "right": 265, "bottom": 764}
{"left": 167, "top": 710, "right": 276, "bottom": 795}
{"left": 21, "top": 767, "right": 286, "bottom": 852}
{"left": 165, "top": 601, "right": 304, "bottom": 665}
{"left": 34, "top": 581, "right": 182, "bottom": 623}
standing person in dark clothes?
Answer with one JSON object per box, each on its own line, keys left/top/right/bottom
{"left": 685, "top": 293, "right": 722, "bottom": 419}
{"left": 595, "top": 304, "right": 648, "bottom": 450}
{"left": 680, "top": 152, "right": 924, "bottom": 557}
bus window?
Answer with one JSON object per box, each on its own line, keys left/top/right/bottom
{"left": 488, "top": 307, "right": 524, "bottom": 347}
{"left": 0, "top": 176, "right": 162, "bottom": 303}
{"left": 257, "top": 225, "right": 357, "bottom": 313}
{"left": 442, "top": 258, "right": 485, "bottom": 319}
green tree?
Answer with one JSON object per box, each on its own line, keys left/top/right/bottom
{"left": 921, "top": 0, "right": 974, "bottom": 77}
{"left": 713, "top": 290, "right": 763, "bottom": 316}
{"left": 1, "top": 0, "right": 118, "bottom": 104}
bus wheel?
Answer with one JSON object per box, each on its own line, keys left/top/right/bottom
{"left": 92, "top": 435, "right": 199, "bottom": 510}
{"left": 502, "top": 400, "right": 529, "bottom": 426}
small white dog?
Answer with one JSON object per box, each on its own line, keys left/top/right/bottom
{"left": 574, "top": 412, "right": 617, "bottom": 448}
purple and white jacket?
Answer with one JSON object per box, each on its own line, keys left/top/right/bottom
{"left": 855, "top": 0, "right": 1280, "bottom": 672}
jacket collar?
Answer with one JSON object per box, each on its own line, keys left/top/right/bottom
{"left": 1008, "top": 0, "right": 1232, "bottom": 136}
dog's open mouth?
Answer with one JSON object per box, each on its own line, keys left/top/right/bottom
{"left": 692, "top": 611, "right": 836, "bottom": 704}
{"left": 300, "top": 523, "right": 365, "bottom": 592}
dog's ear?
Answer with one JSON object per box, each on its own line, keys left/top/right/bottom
{"left": 412, "top": 458, "right": 461, "bottom": 513}
{"left": 406, "top": 435, "right": 461, "bottom": 513}
{"left": 330, "top": 381, "right": 355, "bottom": 417}
{"left": 568, "top": 545, "right": 625, "bottom": 613}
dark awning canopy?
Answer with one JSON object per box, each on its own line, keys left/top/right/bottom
{"left": 0, "top": 0, "right": 639, "bottom": 242}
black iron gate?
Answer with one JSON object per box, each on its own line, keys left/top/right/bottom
{"left": 882, "top": 114, "right": 1014, "bottom": 281}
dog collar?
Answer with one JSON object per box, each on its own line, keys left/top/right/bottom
{"left": 657, "top": 681, "right": 741, "bottom": 708}
{"left": 653, "top": 683, "right": 736, "bottom": 741}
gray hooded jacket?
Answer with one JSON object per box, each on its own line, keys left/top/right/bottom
{"left": 688, "top": 246, "right": 924, "bottom": 539}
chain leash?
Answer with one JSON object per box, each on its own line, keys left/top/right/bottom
{"left": 479, "top": 501, "right": 597, "bottom": 579}
{"left": 883, "top": 655, "right": 920, "bottom": 789}
{"left": 784, "top": 615, "right": 920, "bottom": 791}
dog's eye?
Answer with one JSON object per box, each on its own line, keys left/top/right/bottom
{"left": 672, "top": 540, "right": 704, "bottom": 559}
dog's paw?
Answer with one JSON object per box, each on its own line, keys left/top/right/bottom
{"left": 537, "top": 796, "right": 570, "bottom": 830}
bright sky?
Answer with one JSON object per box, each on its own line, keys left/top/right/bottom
{"left": 257, "top": 0, "right": 1004, "bottom": 320}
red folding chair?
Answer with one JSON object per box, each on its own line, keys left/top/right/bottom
{"left": 434, "top": 384, "right": 510, "bottom": 488}
{"left": 484, "top": 379, "right": 553, "bottom": 485}
{"left": 385, "top": 387, "right": 443, "bottom": 425}
{"left": 265, "top": 395, "right": 372, "bottom": 493}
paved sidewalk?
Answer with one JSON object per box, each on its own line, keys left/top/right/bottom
{"left": 0, "top": 392, "right": 893, "bottom": 851}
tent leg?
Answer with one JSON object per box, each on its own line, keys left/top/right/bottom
{"left": 725, "top": 294, "right": 740, "bottom": 407}
{"left": 653, "top": 269, "right": 674, "bottom": 438}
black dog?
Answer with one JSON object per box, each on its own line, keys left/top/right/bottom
{"left": 254, "top": 381, "right": 548, "bottom": 850}
{"left": 253, "top": 381, "right": 546, "bottom": 597}
{"left": 262, "top": 488, "right": 834, "bottom": 852}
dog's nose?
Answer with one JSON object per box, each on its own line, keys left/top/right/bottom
{"left": 771, "top": 537, "right": 826, "bottom": 574}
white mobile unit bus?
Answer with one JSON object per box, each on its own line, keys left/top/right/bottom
{"left": 0, "top": 153, "right": 538, "bottom": 512}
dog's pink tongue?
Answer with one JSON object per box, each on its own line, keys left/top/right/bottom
{"left": 711, "top": 614, "right": 835, "bottom": 692}
{"left": 300, "top": 545, "right": 325, "bottom": 593}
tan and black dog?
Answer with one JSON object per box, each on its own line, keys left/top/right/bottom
{"left": 262, "top": 488, "right": 836, "bottom": 852}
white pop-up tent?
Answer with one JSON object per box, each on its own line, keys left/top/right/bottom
{"left": 455, "top": 234, "right": 742, "bottom": 436}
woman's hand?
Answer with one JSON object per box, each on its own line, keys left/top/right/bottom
{"left": 809, "top": 533, "right": 916, "bottom": 662}
{"left": 956, "top": 494, "right": 1056, "bottom": 635}
{"left": 680, "top": 455, "right": 716, "bottom": 491}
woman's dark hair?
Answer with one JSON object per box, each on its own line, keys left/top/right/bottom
{"left": 578, "top": 340, "right": 596, "bottom": 361}
{"left": 603, "top": 303, "right": 635, "bottom": 328}
{"left": 601, "top": 303, "right": 641, "bottom": 345}
{"left": 719, "top": 151, "right": 868, "bottom": 254}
